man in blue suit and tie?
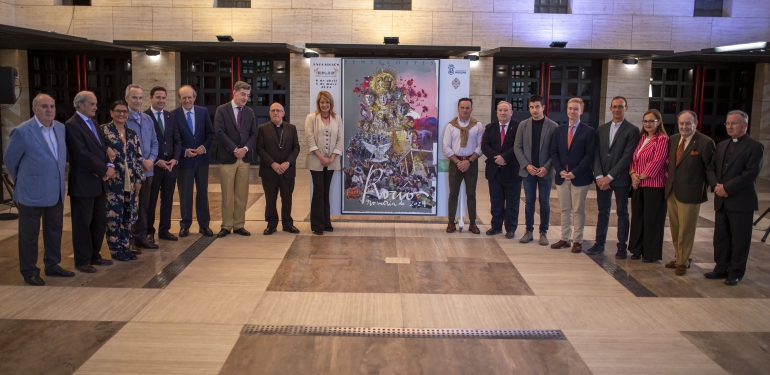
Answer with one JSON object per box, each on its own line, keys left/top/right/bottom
{"left": 549, "top": 98, "right": 596, "bottom": 254}
{"left": 5, "top": 94, "right": 74, "bottom": 285}
{"left": 171, "top": 85, "right": 214, "bottom": 237}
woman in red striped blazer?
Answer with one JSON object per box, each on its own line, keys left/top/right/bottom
{"left": 629, "top": 109, "right": 669, "bottom": 263}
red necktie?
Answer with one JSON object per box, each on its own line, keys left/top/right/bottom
{"left": 567, "top": 124, "right": 574, "bottom": 149}
{"left": 500, "top": 124, "right": 506, "bottom": 146}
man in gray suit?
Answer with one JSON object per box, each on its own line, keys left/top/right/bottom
{"left": 585, "top": 96, "right": 638, "bottom": 259}
{"left": 514, "top": 95, "right": 558, "bottom": 246}
{"left": 4, "top": 94, "right": 74, "bottom": 286}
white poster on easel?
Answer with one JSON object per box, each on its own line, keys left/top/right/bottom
{"left": 309, "top": 58, "right": 343, "bottom": 214}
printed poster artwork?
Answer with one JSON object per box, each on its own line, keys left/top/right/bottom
{"left": 341, "top": 59, "right": 439, "bottom": 215}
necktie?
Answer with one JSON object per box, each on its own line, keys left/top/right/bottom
{"left": 157, "top": 112, "right": 165, "bottom": 136}
{"left": 568, "top": 124, "right": 575, "bottom": 149}
{"left": 186, "top": 111, "right": 193, "bottom": 134}
{"left": 500, "top": 124, "right": 506, "bottom": 146}
{"left": 675, "top": 137, "right": 685, "bottom": 165}
{"left": 236, "top": 107, "right": 242, "bottom": 131}
{"left": 86, "top": 118, "right": 101, "bottom": 144}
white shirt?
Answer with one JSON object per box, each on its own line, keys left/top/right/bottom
{"left": 609, "top": 120, "right": 623, "bottom": 147}
{"left": 442, "top": 118, "right": 483, "bottom": 158}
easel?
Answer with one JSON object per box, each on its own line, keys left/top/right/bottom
{"left": 753, "top": 206, "right": 770, "bottom": 242}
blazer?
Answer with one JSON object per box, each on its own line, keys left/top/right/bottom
{"left": 513, "top": 116, "right": 558, "bottom": 179}
{"left": 706, "top": 135, "right": 764, "bottom": 212}
{"left": 629, "top": 132, "right": 669, "bottom": 188}
{"left": 305, "top": 113, "right": 344, "bottom": 171}
{"left": 550, "top": 121, "right": 596, "bottom": 186}
{"left": 664, "top": 132, "right": 716, "bottom": 204}
{"left": 145, "top": 108, "right": 182, "bottom": 162}
{"left": 480, "top": 120, "right": 520, "bottom": 182}
{"left": 214, "top": 102, "right": 258, "bottom": 164}
{"left": 64, "top": 112, "right": 109, "bottom": 197}
{"left": 127, "top": 109, "right": 158, "bottom": 177}
{"left": 4, "top": 117, "right": 67, "bottom": 206}
{"left": 257, "top": 121, "right": 301, "bottom": 179}
{"left": 593, "top": 119, "right": 638, "bottom": 187}
{"left": 170, "top": 105, "right": 214, "bottom": 169}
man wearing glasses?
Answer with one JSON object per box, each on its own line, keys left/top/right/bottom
{"left": 705, "top": 110, "right": 764, "bottom": 285}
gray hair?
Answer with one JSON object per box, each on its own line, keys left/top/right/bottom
{"left": 677, "top": 110, "right": 698, "bottom": 123}
{"left": 726, "top": 110, "right": 749, "bottom": 123}
{"left": 496, "top": 100, "right": 513, "bottom": 110}
{"left": 125, "top": 84, "right": 143, "bottom": 97}
{"left": 32, "top": 93, "right": 54, "bottom": 107}
{"left": 178, "top": 85, "right": 197, "bottom": 98}
{"left": 73, "top": 90, "right": 94, "bottom": 108}
{"left": 234, "top": 81, "right": 251, "bottom": 92}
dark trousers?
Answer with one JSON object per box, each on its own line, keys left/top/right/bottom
{"left": 106, "top": 191, "right": 136, "bottom": 255}
{"left": 523, "top": 175, "right": 551, "bottom": 233}
{"left": 148, "top": 165, "right": 177, "bottom": 235}
{"left": 447, "top": 160, "right": 478, "bottom": 225}
{"left": 713, "top": 207, "right": 754, "bottom": 279}
{"left": 70, "top": 194, "right": 107, "bottom": 267}
{"left": 177, "top": 165, "right": 210, "bottom": 229}
{"left": 310, "top": 168, "right": 334, "bottom": 232}
{"left": 262, "top": 175, "right": 295, "bottom": 228}
{"left": 488, "top": 171, "right": 521, "bottom": 233}
{"left": 132, "top": 175, "right": 153, "bottom": 237}
{"left": 595, "top": 184, "right": 630, "bottom": 249}
{"left": 629, "top": 187, "right": 666, "bottom": 260}
{"left": 18, "top": 200, "right": 64, "bottom": 278}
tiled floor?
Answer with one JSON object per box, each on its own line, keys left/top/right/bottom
{"left": 0, "top": 167, "right": 768, "bottom": 374}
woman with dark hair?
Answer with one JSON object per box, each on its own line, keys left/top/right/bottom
{"left": 629, "top": 109, "right": 669, "bottom": 263}
{"left": 102, "top": 100, "right": 145, "bottom": 261}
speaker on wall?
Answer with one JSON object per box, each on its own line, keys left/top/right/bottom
{"left": 0, "top": 67, "right": 18, "bottom": 105}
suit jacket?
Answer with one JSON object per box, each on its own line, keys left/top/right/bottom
{"left": 214, "top": 102, "right": 258, "bottom": 164}
{"left": 127, "top": 109, "right": 158, "bottom": 177}
{"left": 4, "top": 117, "right": 67, "bottom": 206}
{"left": 513, "top": 116, "right": 558, "bottom": 179}
{"left": 305, "top": 113, "right": 344, "bottom": 171}
{"left": 170, "top": 105, "right": 214, "bottom": 169}
{"left": 145, "top": 108, "right": 182, "bottom": 162}
{"left": 257, "top": 121, "right": 301, "bottom": 179}
{"left": 64, "top": 113, "right": 109, "bottom": 197}
{"left": 664, "top": 132, "right": 716, "bottom": 204}
{"left": 550, "top": 121, "right": 596, "bottom": 186}
{"left": 593, "top": 119, "right": 638, "bottom": 187}
{"left": 706, "top": 134, "right": 764, "bottom": 212}
{"left": 481, "top": 120, "right": 520, "bottom": 182}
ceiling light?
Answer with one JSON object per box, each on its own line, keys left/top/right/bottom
{"left": 550, "top": 41, "right": 567, "bottom": 48}
{"left": 216, "top": 35, "right": 234, "bottom": 42}
{"left": 714, "top": 41, "right": 767, "bottom": 53}
{"left": 384, "top": 37, "right": 399, "bottom": 45}
{"left": 622, "top": 58, "right": 638, "bottom": 65}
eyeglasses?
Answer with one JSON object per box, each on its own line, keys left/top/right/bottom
{"left": 112, "top": 110, "right": 129, "bottom": 115}
{"left": 724, "top": 122, "right": 744, "bottom": 127}
{"left": 269, "top": 109, "right": 284, "bottom": 113}
{"left": 677, "top": 122, "right": 694, "bottom": 126}
{"left": 642, "top": 119, "right": 659, "bottom": 124}
{"left": 610, "top": 105, "right": 626, "bottom": 109}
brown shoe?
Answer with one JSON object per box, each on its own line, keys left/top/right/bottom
{"left": 675, "top": 265, "right": 687, "bottom": 276}
{"left": 76, "top": 264, "right": 97, "bottom": 273}
{"left": 571, "top": 242, "right": 583, "bottom": 253}
{"left": 468, "top": 225, "right": 480, "bottom": 234}
{"left": 665, "top": 260, "right": 676, "bottom": 269}
{"left": 446, "top": 223, "right": 456, "bottom": 233}
{"left": 550, "top": 240, "right": 571, "bottom": 249}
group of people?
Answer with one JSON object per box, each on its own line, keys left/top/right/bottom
{"left": 444, "top": 95, "right": 764, "bottom": 286}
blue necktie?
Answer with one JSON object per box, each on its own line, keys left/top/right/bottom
{"left": 186, "top": 111, "right": 194, "bottom": 134}
{"left": 86, "top": 118, "right": 101, "bottom": 144}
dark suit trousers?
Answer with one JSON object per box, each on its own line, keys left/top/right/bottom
{"left": 595, "top": 185, "right": 630, "bottom": 249}
{"left": 262, "top": 175, "right": 295, "bottom": 227}
{"left": 70, "top": 194, "right": 107, "bottom": 267}
{"left": 629, "top": 187, "right": 666, "bottom": 260}
{"left": 713, "top": 207, "right": 753, "bottom": 279}
{"left": 447, "top": 160, "right": 478, "bottom": 225}
{"left": 18, "top": 200, "right": 64, "bottom": 278}
{"left": 310, "top": 168, "right": 334, "bottom": 232}
{"left": 132, "top": 175, "right": 153, "bottom": 237}
{"left": 488, "top": 170, "right": 521, "bottom": 233}
{"left": 177, "top": 166, "right": 210, "bottom": 229}
{"left": 148, "top": 165, "right": 177, "bottom": 235}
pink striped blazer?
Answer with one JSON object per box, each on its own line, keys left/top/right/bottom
{"left": 630, "top": 132, "right": 669, "bottom": 188}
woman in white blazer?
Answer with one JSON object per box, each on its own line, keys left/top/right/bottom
{"left": 305, "top": 91, "right": 345, "bottom": 235}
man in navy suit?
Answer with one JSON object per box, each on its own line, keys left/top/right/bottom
{"left": 171, "top": 85, "right": 214, "bottom": 237}
{"left": 145, "top": 86, "right": 181, "bottom": 242}
{"left": 549, "top": 98, "right": 596, "bottom": 253}
{"left": 481, "top": 101, "right": 520, "bottom": 239}
{"left": 5, "top": 94, "right": 74, "bottom": 285}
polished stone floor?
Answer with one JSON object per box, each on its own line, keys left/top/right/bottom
{"left": 0, "top": 167, "right": 769, "bottom": 374}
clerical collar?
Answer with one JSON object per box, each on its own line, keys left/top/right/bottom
{"left": 272, "top": 121, "right": 282, "bottom": 128}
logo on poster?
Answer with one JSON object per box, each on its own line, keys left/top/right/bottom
{"left": 314, "top": 67, "right": 339, "bottom": 77}
{"left": 447, "top": 64, "right": 467, "bottom": 75}
{"left": 452, "top": 78, "right": 461, "bottom": 89}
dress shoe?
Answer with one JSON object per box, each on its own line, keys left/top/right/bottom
{"left": 91, "top": 258, "right": 113, "bottom": 266}
{"left": 283, "top": 225, "right": 300, "bottom": 234}
{"left": 324, "top": 227, "right": 334, "bottom": 232}
{"left": 126, "top": 251, "right": 138, "bottom": 261}
{"left": 585, "top": 244, "right": 605, "bottom": 255}
{"left": 147, "top": 233, "right": 155, "bottom": 244}
{"left": 571, "top": 242, "right": 583, "bottom": 253}
{"left": 133, "top": 236, "right": 158, "bottom": 249}
{"left": 264, "top": 226, "right": 277, "bottom": 235}
{"left": 179, "top": 227, "right": 190, "bottom": 237}
{"left": 615, "top": 249, "right": 627, "bottom": 259}
{"left": 550, "top": 240, "right": 571, "bottom": 249}
{"left": 130, "top": 247, "right": 142, "bottom": 255}
{"left": 665, "top": 260, "right": 677, "bottom": 269}
{"left": 447, "top": 223, "right": 456, "bottom": 233}
{"left": 724, "top": 277, "right": 740, "bottom": 286}
{"left": 234, "top": 228, "right": 251, "bottom": 236}
{"left": 199, "top": 227, "right": 214, "bottom": 237}
{"left": 217, "top": 228, "right": 231, "bottom": 238}
{"left": 539, "top": 232, "right": 549, "bottom": 246}
{"left": 159, "top": 232, "right": 178, "bottom": 241}
{"left": 704, "top": 271, "right": 729, "bottom": 279}
{"left": 630, "top": 254, "right": 642, "bottom": 260}
{"left": 505, "top": 231, "right": 516, "bottom": 239}
{"left": 23, "top": 275, "right": 45, "bottom": 286}
{"left": 486, "top": 228, "right": 502, "bottom": 235}
{"left": 468, "top": 225, "right": 480, "bottom": 234}
{"left": 519, "top": 231, "right": 534, "bottom": 243}
{"left": 312, "top": 230, "right": 324, "bottom": 235}
{"left": 76, "top": 264, "right": 97, "bottom": 273}
{"left": 642, "top": 258, "right": 654, "bottom": 263}
{"left": 44, "top": 267, "right": 75, "bottom": 277}
{"left": 111, "top": 252, "right": 131, "bottom": 262}
{"left": 675, "top": 265, "right": 687, "bottom": 276}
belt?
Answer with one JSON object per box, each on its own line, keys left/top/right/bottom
{"left": 456, "top": 155, "right": 473, "bottom": 161}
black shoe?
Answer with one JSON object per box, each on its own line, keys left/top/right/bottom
{"left": 585, "top": 244, "right": 605, "bottom": 255}
{"left": 133, "top": 236, "right": 158, "bottom": 249}
{"left": 233, "top": 228, "right": 251, "bottom": 236}
{"left": 615, "top": 249, "right": 627, "bottom": 259}
{"left": 724, "top": 277, "right": 740, "bottom": 285}
{"left": 179, "top": 227, "right": 190, "bottom": 237}
{"left": 486, "top": 228, "right": 502, "bottom": 235}
{"left": 111, "top": 252, "right": 131, "bottom": 262}
{"left": 642, "top": 258, "right": 654, "bottom": 263}
{"left": 159, "top": 232, "right": 178, "bottom": 241}
{"left": 283, "top": 225, "right": 300, "bottom": 234}
{"left": 147, "top": 234, "right": 155, "bottom": 244}
{"left": 630, "top": 254, "right": 642, "bottom": 260}
{"left": 76, "top": 264, "right": 97, "bottom": 273}
{"left": 505, "top": 231, "right": 516, "bottom": 239}
{"left": 312, "top": 230, "right": 324, "bottom": 235}
{"left": 217, "top": 229, "right": 231, "bottom": 238}
{"left": 126, "top": 251, "right": 138, "bottom": 261}
{"left": 324, "top": 227, "right": 334, "bottom": 232}
{"left": 44, "top": 267, "right": 75, "bottom": 277}
{"left": 199, "top": 227, "right": 214, "bottom": 237}
{"left": 91, "top": 258, "right": 113, "bottom": 266}
{"left": 704, "top": 271, "right": 729, "bottom": 279}
{"left": 264, "top": 226, "right": 277, "bottom": 235}
{"left": 23, "top": 275, "right": 45, "bottom": 286}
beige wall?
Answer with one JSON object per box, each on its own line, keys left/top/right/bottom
{"left": 130, "top": 51, "right": 182, "bottom": 110}
{"left": 0, "top": 49, "right": 30, "bottom": 152}
{"left": 752, "top": 63, "right": 770, "bottom": 177}
{"left": 599, "top": 59, "right": 652, "bottom": 126}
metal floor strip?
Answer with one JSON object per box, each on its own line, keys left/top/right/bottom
{"left": 587, "top": 253, "right": 658, "bottom": 297}
{"left": 142, "top": 235, "right": 216, "bottom": 289}
{"left": 241, "top": 325, "right": 566, "bottom": 340}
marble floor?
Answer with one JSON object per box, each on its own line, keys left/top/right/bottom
{"left": 0, "top": 167, "right": 769, "bottom": 374}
